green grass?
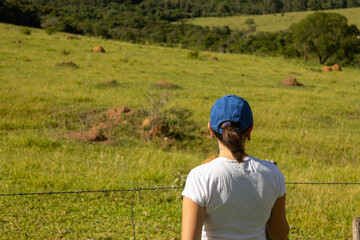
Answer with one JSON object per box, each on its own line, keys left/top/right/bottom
{"left": 185, "top": 7, "right": 360, "bottom": 32}
{"left": 1, "top": 22, "right": 360, "bottom": 239}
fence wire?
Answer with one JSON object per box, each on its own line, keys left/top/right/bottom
{"left": 0, "top": 183, "right": 359, "bottom": 240}
{"left": 0, "top": 186, "right": 184, "bottom": 197}
{"left": 0, "top": 183, "right": 358, "bottom": 197}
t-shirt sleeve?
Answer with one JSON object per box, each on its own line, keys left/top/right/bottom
{"left": 182, "top": 168, "right": 208, "bottom": 207}
{"left": 275, "top": 167, "right": 286, "bottom": 198}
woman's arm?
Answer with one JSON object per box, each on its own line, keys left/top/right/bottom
{"left": 267, "top": 194, "right": 289, "bottom": 240}
{"left": 182, "top": 196, "right": 205, "bottom": 240}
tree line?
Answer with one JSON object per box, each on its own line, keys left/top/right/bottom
{"left": 1, "top": 0, "right": 360, "bottom": 65}
{"left": 2, "top": 0, "right": 360, "bottom": 23}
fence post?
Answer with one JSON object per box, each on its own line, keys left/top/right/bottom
{"left": 354, "top": 217, "right": 360, "bottom": 240}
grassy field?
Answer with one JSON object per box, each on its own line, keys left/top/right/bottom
{"left": 185, "top": 7, "right": 360, "bottom": 32}
{"left": 0, "top": 22, "right": 360, "bottom": 239}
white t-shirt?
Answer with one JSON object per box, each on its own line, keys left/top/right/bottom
{"left": 182, "top": 156, "right": 286, "bottom": 240}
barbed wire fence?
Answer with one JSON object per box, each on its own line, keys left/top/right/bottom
{"left": 1, "top": 182, "right": 359, "bottom": 240}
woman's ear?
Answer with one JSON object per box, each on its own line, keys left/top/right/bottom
{"left": 208, "top": 122, "right": 215, "bottom": 138}
{"left": 246, "top": 124, "right": 253, "bottom": 140}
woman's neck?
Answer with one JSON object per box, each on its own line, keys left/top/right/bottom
{"left": 218, "top": 141, "right": 247, "bottom": 161}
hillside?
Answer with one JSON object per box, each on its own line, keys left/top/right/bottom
{"left": 2, "top": 0, "right": 360, "bottom": 65}
{"left": 0, "top": 22, "right": 360, "bottom": 239}
{"left": 186, "top": 7, "right": 360, "bottom": 32}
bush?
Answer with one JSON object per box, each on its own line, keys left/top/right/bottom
{"left": 20, "top": 28, "right": 31, "bottom": 35}
{"left": 187, "top": 51, "right": 199, "bottom": 59}
{"left": 61, "top": 49, "right": 71, "bottom": 55}
{"left": 45, "top": 26, "right": 57, "bottom": 35}
{"left": 245, "top": 18, "right": 255, "bottom": 25}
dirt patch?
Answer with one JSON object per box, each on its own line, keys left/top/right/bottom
{"left": 103, "top": 106, "right": 135, "bottom": 123}
{"left": 93, "top": 46, "right": 105, "bottom": 53}
{"left": 96, "top": 79, "right": 120, "bottom": 88}
{"left": 150, "top": 125, "right": 169, "bottom": 137}
{"left": 62, "top": 127, "right": 107, "bottom": 142}
{"left": 61, "top": 106, "right": 136, "bottom": 143}
{"left": 141, "top": 116, "right": 170, "bottom": 139}
{"left": 322, "top": 66, "right": 332, "bottom": 72}
{"left": 107, "top": 79, "right": 117, "bottom": 83}
{"left": 141, "top": 116, "right": 155, "bottom": 128}
{"left": 331, "top": 64, "right": 341, "bottom": 71}
{"left": 61, "top": 104, "right": 194, "bottom": 147}
{"left": 93, "top": 106, "right": 136, "bottom": 130}
{"left": 156, "top": 80, "right": 179, "bottom": 89}
{"left": 282, "top": 77, "right": 301, "bottom": 86}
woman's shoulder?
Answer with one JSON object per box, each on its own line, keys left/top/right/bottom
{"left": 246, "top": 155, "right": 286, "bottom": 182}
{"left": 247, "top": 155, "right": 276, "bottom": 167}
{"left": 245, "top": 155, "right": 283, "bottom": 175}
{"left": 191, "top": 157, "right": 234, "bottom": 176}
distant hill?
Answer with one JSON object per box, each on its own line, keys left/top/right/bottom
{"left": 185, "top": 7, "right": 360, "bottom": 32}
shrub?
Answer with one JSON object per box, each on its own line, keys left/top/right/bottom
{"left": 245, "top": 18, "right": 255, "bottom": 25}
{"left": 20, "top": 28, "right": 31, "bottom": 35}
{"left": 187, "top": 51, "right": 199, "bottom": 59}
{"left": 61, "top": 50, "right": 71, "bottom": 55}
{"left": 45, "top": 26, "right": 57, "bottom": 35}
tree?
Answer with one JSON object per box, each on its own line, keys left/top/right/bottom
{"left": 291, "top": 12, "right": 359, "bottom": 64}
{"left": 333, "top": 24, "right": 360, "bottom": 64}
{"left": 0, "top": 0, "right": 41, "bottom": 27}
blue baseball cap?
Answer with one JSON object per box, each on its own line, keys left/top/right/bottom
{"left": 210, "top": 95, "right": 253, "bottom": 134}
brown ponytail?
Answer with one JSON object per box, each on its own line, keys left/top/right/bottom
{"left": 213, "top": 121, "right": 248, "bottom": 163}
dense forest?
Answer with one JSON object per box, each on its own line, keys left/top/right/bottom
{"left": 1, "top": 0, "right": 360, "bottom": 65}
